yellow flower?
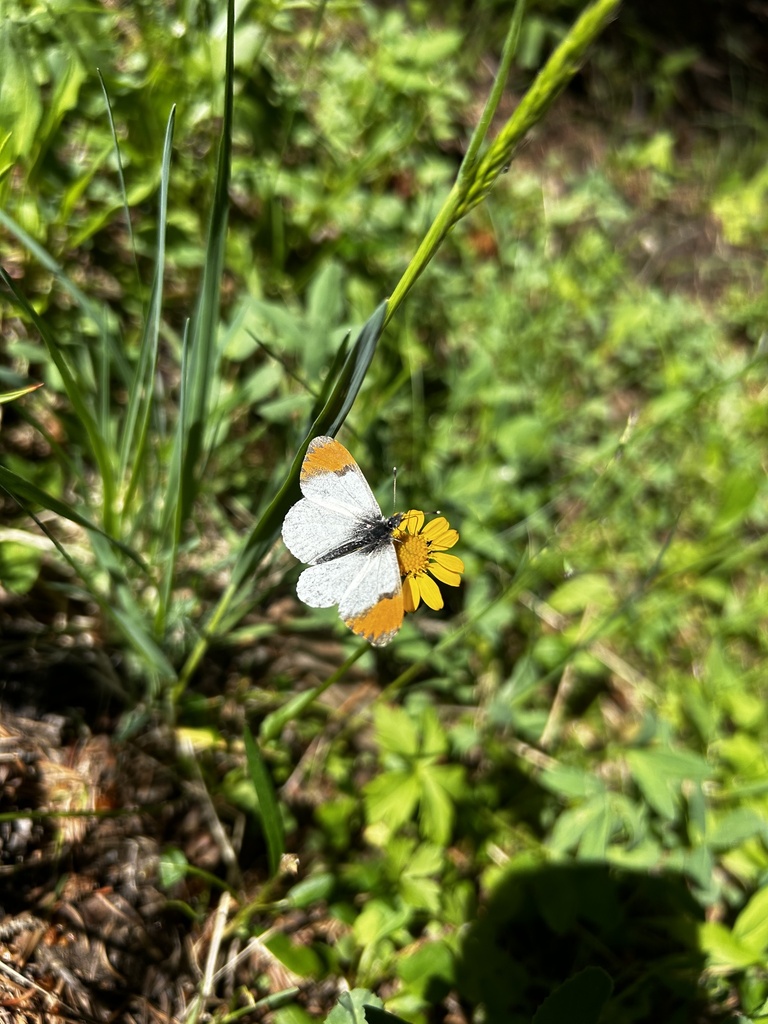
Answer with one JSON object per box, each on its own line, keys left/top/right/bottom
{"left": 395, "top": 510, "right": 464, "bottom": 613}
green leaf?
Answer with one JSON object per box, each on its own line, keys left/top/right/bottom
{"left": 715, "top": 467, "right": 760, "bottom": 531}
{"left": 0, "top": 464, "right": 144, "bottom": 571}
{"left": 418, "top": 764, "right": 462, "bottom": 845}
{"left": 698, "top": 921, "right": 765, "bottom": 970}
{"left": 374, "top": 704, "right": 419, "bottom": 757}
{"left": 353, "top": 900, "right": 411, "bottom": 949}
{"left": 243, "top": 725, "right": 285, "bottom": 877}
{"left": 0, "top": 541, "right": 42, "bottom": 594}
{"left": 158, "top": 848, "right": 189, "bottom": 890}
{"left": 265, "top": 932, "right": 323, "bottom": 979}
{"left": 180, "top": 0, "right": 234, "bottom": 523}
{"left": 364, "top": 1007, "right": 412, "bottom": 1024}
{"left": 539, "top": 764, "right": 607, "bottom": 800}
{"left": 707, "top": 808, "right": 768, "bottom": 851}
{"left": 733, "top": 887, "right": 768, "bottom": 954}
{"left": 0, "top": 23, "right": 42, "bottom": 172}
{"left": 532, "top": 966, "right": 613, "bottom": 1024}
{"left": 326, "top": 990, "right": 382, "bottom": 1024}
{"left": 578, "top": 794, "right": 612, "bottom": 859}
{"left": 0, "top": 382, "right": 43, "bottom": 404}
{"left": 626, "top": 747, "right": 710, "bottom": 821}
{"left": 364, "top": 771, "right": 420, "bottom": 832}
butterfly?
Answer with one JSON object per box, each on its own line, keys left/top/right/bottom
{"left": 281, "top": 436, "right": 406, "bottom": 646}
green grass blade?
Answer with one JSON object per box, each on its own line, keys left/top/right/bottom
{"left": 0, "top": 266, "right": 117, "bottom": 528}
{"left": 459, "top": 0, "right": 526, "bottom": 178}
{"left": 458, "top": 0, "right": 621, "bottom": 215}
{"left": 243, "top": 725, "right": 284, "bottom": 877}
{"left": 384, "top": 0, "right": 620, "bottom": 327}
{"left": 156, "top": 317, "right": 191, "bottom": 636}
{"left": 175, "top": 300, "right": 387, "bottom": 695}
{"left": 180, "top": 0, "right": 234, "bottom": 523}
{"left": 0, "top": 208, "right": 113, "bottom": 344}
{"left": 229, "top": 298, "right": 388, "bottom": 590}
{"left": 119, "top": 105, "right": 176, "bottom": 505}
{"left": 0, "top": 464, "right": 146, "bottom": 570}
{"left": 96, "top": 67, "right": 137, "bottom": 270}
{"left": 0, "top": 382, "right": 43, "bottom": 403}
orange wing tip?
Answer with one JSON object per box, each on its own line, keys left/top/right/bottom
{"left": 345, "top": 593, "right": 403, "bottom": 647}
{"left": 302, "top": 436, "right": 356, "bottom": 478}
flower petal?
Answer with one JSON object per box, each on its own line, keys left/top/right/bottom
{"left": 431, "top": 552, "right": 464, "bottom": 574}
{"left": 422, "top": 516, "right": 449, "bottom": 539}
{"left": 420, "top": 574, "right": 444, "bottom": 610}
{"left": 401, "top": 509, "right": 424, "bottom": 534}
{"left": 423, "top": 519, "right": 459, "bottom": 549}
{"left": 429, "top": 560, "right": 463, "bottom": 587}
{"left": 402, "top": 575, "right": 420, "bottom": 613}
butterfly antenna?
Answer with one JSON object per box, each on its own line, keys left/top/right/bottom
{"left": 392, "top": 465, "right": 397, "bottom": 514}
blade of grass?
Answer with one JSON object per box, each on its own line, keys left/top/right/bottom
{"left": 0, "top": 465, "right": 146, "bottom": 571}
{"left": 259, "top": 644, "right": 367, "bottom": 743}
{"left": 0, "top": 382, "right": 43, "bottom": 403}
{"left": 384, "top": 0, "right": 620, "bottom": 327}
{"left": 174, "top": 301, "right": 387, "bottom": 696}
{"left": 180, "top": 0, "right": 234, "bottom": 524}
{"left": 0, "top": 266, "right": 117, "bottom": 534}
{"left": 119, "top": 104, "right": 176, "bottom": 509}
{"left": 243, "top": 726, "right": 284, "bottom": 877}
{"left": 0, "top": 488, "right": 173, "bottom": 682}
{"left": 97, "top": 67, "right": 138, "bottom": 273}
{"left": 156, "top": 318, "right": 191, "bottom": 637}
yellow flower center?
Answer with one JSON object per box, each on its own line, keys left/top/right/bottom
{"left": 397, "top": 532, "right": 430, "bottom": 577}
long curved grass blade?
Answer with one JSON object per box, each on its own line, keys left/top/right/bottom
{"left": 0, "top": 266, "right": 117, "bottom": 530}
{"left": 0, "top": 382, "right": 43, "bottom": 403}
{"left": 176, "top": 300, "right": 387, "bottom": 694}
{"left": 0, "top": 210, "right": 112, "bottom": 343}
{"left": 156, "top": 318, "right": 191, "bottom": 636}
{"left": 243, "top": 726, "right": 284, "bottom": 877}
{"left": 384, "top": 0, "right": 620, "bottom": 327}
{"left": 119, "top": 105, "right": 176, "bottom": 505}
{"left": 180, "top": 0, "right": 234, "bottom": 523}
{"left": 232, "top": 298, "right": 387, "bottom": 591}
{"left": 97, "top": 67, "right": 137, "bottom": 268}
{"left": 0, "top": 465, "right": 146, "bottom": 571}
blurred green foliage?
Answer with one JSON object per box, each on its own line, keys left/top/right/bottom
{"left": 2, "top": 0, "right": 768, "bottom": 1022}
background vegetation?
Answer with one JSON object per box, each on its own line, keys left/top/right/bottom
{"left": 1, "top": 0, "right": 767, "bottom": 1021}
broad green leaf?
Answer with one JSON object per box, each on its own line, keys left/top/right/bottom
{"left": 326, "top": 990, "right": 382, "bottom": 1024}
{"left": 265, "top": 932, "right": 323, "bottom": 978}
{"left": 158, "top": 848, "right": 189, "bottom": 890}
{"left": 420, "top": 705, "right": 449, "bottom": 757}
{"left": 579, "top": 794, "right": 611, "bottom": 859}
{"left": 698, "top": 921, "right": 764, "bottom": 970}
{"left": 549, "top": 804, "right": 597, "bottom": 855}
{"left": 353, "top": 900, "right": 410, "bottom": 949}
{"left": 364, "top": 771, "right": 420, "bottom": 832}
{"left": 548, "top": 573, "right": 615, "bottom": 615}
{"left": 708, "top": 809, "right": 768, "bottom": 851}
{"left": 539, "top": 764, "right": 607, "bottom": 800}
{"left": 0, "top": 23, "right": 42, "bottom": 171}
{"left": 417, "top": 764, "right": 460, "bottom": 845}
{"left": 0, "top": 541, "right": 42, "bottom": 594}
{"left": 374, "top": 704, "right": 419, "bottom": 757}
{"left": 733, "top": 886, "right": 768, "bottom": 954}
{"left": 715, "top": 467, "right": 760, "bottom": 531}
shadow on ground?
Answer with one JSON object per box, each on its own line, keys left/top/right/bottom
{"left": 454, "top": 861, "right": 705, "bottom": 1024}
